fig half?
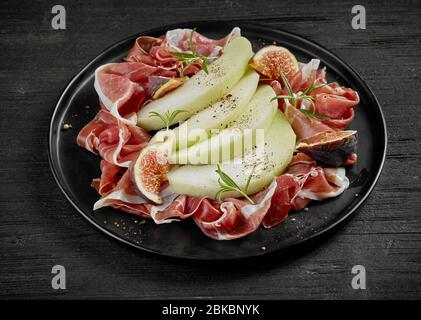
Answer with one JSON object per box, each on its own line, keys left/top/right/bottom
{"left": 296, "top": 130, "right": 358, "bottom": 166}
{"left": 250, "top": 45, "right": 299, "bottom": 80}
{"left": 130, "top": 131, "right": 175, "bottom": 204}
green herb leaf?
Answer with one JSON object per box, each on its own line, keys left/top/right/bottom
{"left": 216, "top": 164, "right": 241, "bottom": 190}
{"left": 301, "top": 82, "right": 327, "bottom": 96}
{"left": 215, "top": 164, "right": 255, "bottom": 204}
{"left": 148, "top": 111, "right": 168, "bottom": 129}
{"left": 300, "top": 95, "right": 315, "bottom": 102}
{"left": 169, "top": 28, "right": 211, "bottom": 76}
{"left": 201, "top": 58, "right": 209, "bottom": 74}
{"left": 148, "top": 109, "right": 189, "bottom": 130}
{"left": 168, "top": 51, "right": 196, "bottom": 58}
{"left": 271, "top": 95, "right": 295, "bottom": 102}
{"left": 299, "top": 109, "right": 331, "bottom": 120}
{"left": 244, "top": 165, "right": 256, "bottom": 194}
{"left": 273, "top": 74, "right": 325, "bottom": 108}
{"left": 275, "top": 71, "right": 331, "bottom": 121}
{"left": 279, "top": 71, "right": 294, "bottom": 97}
{"left": 167, "top": 109, "right": 189, "bottom": 126}
{"left": 189, "top": 27, "right": 196, "bottom": 54}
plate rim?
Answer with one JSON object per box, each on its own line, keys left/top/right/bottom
{"left": 48, "top": 21, "right": 387, "bottom": 260}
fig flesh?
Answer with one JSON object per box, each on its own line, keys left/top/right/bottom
{"left": 250, "top": 45, "right": 299, "bottom": 80}
{"left": 296, "top": 130, "right": 357, "bottom": 166}
{"left": 130, "top": 131, "right": 174, "bottom": 204}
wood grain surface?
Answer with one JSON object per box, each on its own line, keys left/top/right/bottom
{"left": 0, "top": 0, "right": 420, "bottom": 299}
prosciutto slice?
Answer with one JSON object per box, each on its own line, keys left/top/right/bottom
{"left": 285, "top": 153, "right": 349, "bottom": 211}
{"left": 91, "top": 160, "right": 125, "bottom": 195}
{"left": 283, "top": 100, "right": 333, "bottom": 141}
{"left": 77, "top": 110, "right": 150, "bottom": 167}
{"left": 262, "top": 175, "right": 301, "bottom": 228}
{"left": 311, "top": 82, "right": 359, "bottom": 129}
{"left": 127, "top": 27, "right": 240, "bottom": 64}
{"left": 271, "top": 59, "right": 360, "bottom": 131}
{"left": 127, "top": 36, "right": 198, "bottom": 75}
{"left": 162, "top": 27, "right": 241, "bottom": 57}
{"left": 289, "top": 59, "right": 325, "bottom": 92}
{"left": 262, "top": 153, "right": 349, "bottom": 228}
{"left": 94, "top": 62, "right": 177, "bottom": 126}
{"left": 193, "top": 181, "right": 278, "bottom": 240}
{"left": 92, "top": 161, "right": 202, "bottom": 223}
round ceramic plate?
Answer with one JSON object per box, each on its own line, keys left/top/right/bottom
{"left": 49, "top": 21, "right": 386, "bottom": 260}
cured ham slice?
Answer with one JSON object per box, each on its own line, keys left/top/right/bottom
{"left": 311, "top": 83, "right": 359, "bottom": 129}
{"left": 262, "top": 153, "right": 349, "bottom": 228}
{"left": 288, "top": 59, "right": 325, "bottom": 92}
{"left": 287, "top": 153, "right": 349, "bottom": 210}
{"left": 127, "top": 27, "right": 241, "bottom": 65}
{"left": 271, "top": 59, "right": 359, "bottom": 131}
{"left": 92, "top": 163, "right": 201, "bottom": 223}
{"left": 94, "top": 62, "right": 177, "bottom": 125}
{"left": 162, "top": 27, "right": 241, "bottom": 57}
{"left": 91, "top": 160, "right": 125, "bottom": 195}
{"left": 283, "top": 100, "right": 333, "bottom": 141}
{"left": 299, "top": 67, "right": 359, "bottom": 130}
{"left": 93, "top": 169, "right": 151, "bottom": 219}
{"left": 311, "top": 83, "right": 359, "bottom": 116}
{"left": 262, "top": 175, "right": 301, "bottom": 228}
{"left": 127, "top": 36, "right": 197, "bottom": 74}
{"left": 193, "top": 154, "right": 348, "bottom": 237}
{"left": 127, "top": 36, "right": 164, "bottom": 65}
{"left": 77, "top": 110, "right": 150, "bottom": 167}
{"left": 193, "top": 181, "right": 277, "bottom": 240}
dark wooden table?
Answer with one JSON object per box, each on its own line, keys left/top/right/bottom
{"left": 1, "top": 0, "right": 420, "bottom": 299}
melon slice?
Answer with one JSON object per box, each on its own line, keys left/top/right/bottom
{"left": 167, "top": 110, "right": 296, "bottom": 199}
{"left": 170, "top": 85, "right": 277, "bottom": 164}
{"left": 171, "top": 68, "right": 259, "bottom": 149}
{"left": 137, "top": 36, "right": 254, "bottom": 131}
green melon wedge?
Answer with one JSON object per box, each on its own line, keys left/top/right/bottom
{"left": 170, "top": 85, "right": 277, "bottom": 164}
{"left": 167, "top": 110, "right": 296, "bottom": 199}
{"left": 172, "top": 68, "right": 259, "bottom": 149}
{"left": 149, "top": 69, "right": 259, "bottom": 147}
{"left": 137, "top": 36, "right": 254, "bottom": 131}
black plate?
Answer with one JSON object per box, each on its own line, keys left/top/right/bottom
{"left": 49, "top": 21, "right": 386, "bottom": 260}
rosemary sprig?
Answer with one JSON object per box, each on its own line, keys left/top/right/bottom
{"left": 299, "top": 109, "right": 331, "bottom": 120}
{"left": 271, "top": 71, "right": 327, "bottom": 105}
{"left": 169, "top": 28, "right": 215, "bottom": 77}
{"left": 271, "top": 71, "right": 330, "bottom": 120}
{"left": 301, "top": 82, "right": 328, "bottom": 96}
{"left": 215, "top": 164, "right": 256, "bottom": 204}
{"left": 280, "top": 70, "right": 294, "bottom": 98}
{"left": 244, "top": 165, "right": 256, "bottom": 195}
{"left": 148, "top": 109, "right": 189, "bottom": 130}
